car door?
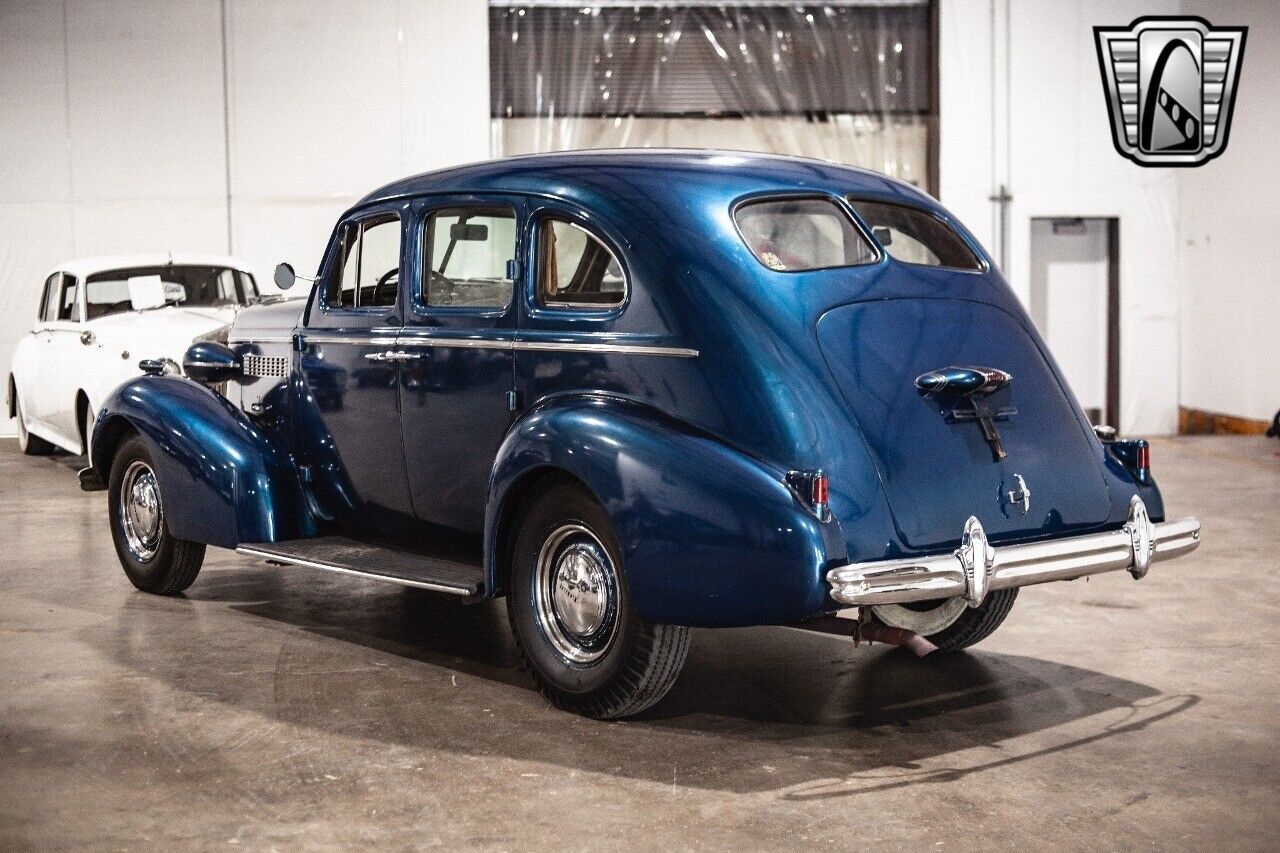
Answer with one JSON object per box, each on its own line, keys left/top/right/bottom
{"left": 20, "top": 273, "right": 61, "bottom": 429}
{"left": 399, "top": 195, "right": 523, "bottom": 537}
{"left": 41, "top": 273, "right": 83, "bottom": 441}
{"left": 296, "top": 202, "right": 416, "bottom": 538}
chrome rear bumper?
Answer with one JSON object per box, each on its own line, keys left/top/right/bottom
{"left": 827, "top": 497, "right": 1200, "bottom": 608}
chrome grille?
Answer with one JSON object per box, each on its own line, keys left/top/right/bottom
{"left": 242, "top": 354, "right": 289, "bottom": 378}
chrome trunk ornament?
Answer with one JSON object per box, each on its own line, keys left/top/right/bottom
{"left": 916, "top": 365, "right": 1017, "bottom": 461}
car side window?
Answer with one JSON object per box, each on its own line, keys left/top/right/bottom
{"left": 40, "top": 274, "right": 60, "bottom": 322}
{"left": 735, "top": 197, "right": 877, "bottom": 272}
{"left": 848, "top": 200, "right": 982, "bottom": 271}
{"left": 57, "top": 275, "right": 79, "bottom": 322}
{"left": 326, "top": 214, "right": 401, "bottom": 309}
{"left": 423, "top": 206, "right": 517, "bottom": 308}
{"left": 536, "top": 218, "right": 626, "bottom": 308}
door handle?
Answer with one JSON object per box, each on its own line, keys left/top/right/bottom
{"left": 80, "top": 330, "right": 96, "bottom": 346}
{"left": 364, "top": 350, "right": 421, "bottom": 362}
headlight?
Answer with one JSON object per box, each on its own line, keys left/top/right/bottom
{"left": 139, "top": 357, "right": 183, "bottom": 377}
{"left": 192, "top": 324, "right": 231, "bottom": 345}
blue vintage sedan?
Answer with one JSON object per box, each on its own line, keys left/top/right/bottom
{"left": 81, "top": 150, "right": 1200, "bottom": 718}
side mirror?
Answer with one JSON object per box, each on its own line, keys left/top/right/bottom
{"left": 274, "top": 262, "right": 297, "bottom": 291}
{"left": 872, "top": 226, "right": 894, "bottom": 247}
{"left": 183, "top": 341, "right": 242, "bottom": 385}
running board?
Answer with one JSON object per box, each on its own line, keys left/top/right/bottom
{"left": 237, "top": 536, "right": 484, "bottom": 597}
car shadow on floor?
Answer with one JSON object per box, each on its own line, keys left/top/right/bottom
{"left": 87, "top": 563, "right": 1198, "bottom": 795}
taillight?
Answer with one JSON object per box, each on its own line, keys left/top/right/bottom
{"left": 1104, "top": 438, "right": 1151, "bottom": 485}
{"left": 786, "top": 470, "right": 830, "bottom": 521}
{"left": 811, "top": 472, "right": 829, "bottom": 508}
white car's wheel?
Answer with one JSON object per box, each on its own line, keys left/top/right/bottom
{"left": 14, "top": 390, "right": 55, "bottom": 456}
{"left": 80, "top": 402, "right": 96, "bottom": 458}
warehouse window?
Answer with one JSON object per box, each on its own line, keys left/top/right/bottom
{"left": 490, "top": 2, "right": 936, "bottom": 191}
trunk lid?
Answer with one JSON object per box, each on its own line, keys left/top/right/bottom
{"left": 816, "top": 297, "right": 1111, "bottom": 550}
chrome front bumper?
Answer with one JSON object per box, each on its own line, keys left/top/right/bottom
{"left": 827, "top": 497, "right": 1200, "bottom": 608}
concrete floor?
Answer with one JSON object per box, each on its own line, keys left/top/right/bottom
{"left": 0, "top": 436, "right": 1276, "bottom": 850}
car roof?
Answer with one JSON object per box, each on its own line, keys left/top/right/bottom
{"left": 358, "top": 149, "right": 940, "bottom": 213}
{"left": 50, "top": 253, "right": 253, "bottom": 280}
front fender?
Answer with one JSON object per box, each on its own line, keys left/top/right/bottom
{"left": 90, "top": 376, "right": 316, "bottom": 548}
{"left": 487, "top": 396, "right": 847, "bottom": 627}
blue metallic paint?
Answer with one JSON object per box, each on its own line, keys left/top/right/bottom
{"left": 85, "top": 151, "right": 1169, "bottom": 627}
{"left": 90, "top": 376, "right": 316, "bottom": 548}
{"left": 486, "top": 395, "right": 845, "bottom": 627}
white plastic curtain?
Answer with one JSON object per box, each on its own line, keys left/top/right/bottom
{"left": 491, "top": 1, "right": 935, "bottom": 191}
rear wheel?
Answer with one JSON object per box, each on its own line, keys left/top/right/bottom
{"left": 14, "top": 391, "right": 54, "bottom": 456}
{"left": 107, "top": 435, "right": 205, "bottom": 595}
{"left": 507, "top": 484, "right": 690, "bottom": 719}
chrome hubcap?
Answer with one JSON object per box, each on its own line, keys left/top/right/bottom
{"left": 534, "top": 524, "right": 618, "bottom": 664}
{"left": 119, "top": 460, "right": 163, "bottom": 562}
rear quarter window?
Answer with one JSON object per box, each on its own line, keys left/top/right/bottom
{"left": 734, "top": 197, "right": 876, "bottom": 272}
{"left": 849, "top": 200, "right": 983, "bottom": 271}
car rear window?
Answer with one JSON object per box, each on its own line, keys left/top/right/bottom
{"left": 735, "top": 197, "right": 876, "bottom": 272}
{"left": 848, "top": 200, "right": 982, "bottom": 271}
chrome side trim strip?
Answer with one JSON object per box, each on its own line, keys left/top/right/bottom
{"left": 242, "top": 330, "right": 699, "bottom": 357}
{"left": 229, "top": 336, "right": 293, "bottom": 345}
{"left": 236, "top": 545, "right": 473, "bottom": 596}
{"left": 398, "top": 336, "right": 511, "bottom": 351}
{"left": 826, "top": 497, "right": 1201, "bottom": 608}
{"left": 301, "top": 334, "right": 400, "bottom": 346}
{"left": 515, "top": 340, "right": 698, "bottom": 358}
{"left": 396, "top": 335, "right": 698, "bottom": 358}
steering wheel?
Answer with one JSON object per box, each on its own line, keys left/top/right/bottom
{"left": 429, "top": 268, "right": 458, "bottom": 294}
{"left": 373, "top": 267, "right": 399, "bottom": 303}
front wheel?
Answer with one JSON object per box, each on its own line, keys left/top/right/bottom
{"left": 507, "top": 484, "right": 690, "bottom": 719}
{"left": 107, "top": 435, "right": 205, "bottom": 595}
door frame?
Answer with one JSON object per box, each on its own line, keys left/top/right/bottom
{"left": 1028, "top": 216, "right": 1121, "bottom": 431}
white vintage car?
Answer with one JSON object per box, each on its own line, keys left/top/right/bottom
{"left": 7, "top": 254, "right": 259, "bottom": 457}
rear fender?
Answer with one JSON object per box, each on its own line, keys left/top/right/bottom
{"left": 90, "top": 376, "right": 316, "bottom": 548}
{"left": 487, "top": 396, "right": 847, "bottom": 627}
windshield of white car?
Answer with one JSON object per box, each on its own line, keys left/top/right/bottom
{"left": 84, "top": 265, "right": 256, "bottom": 320}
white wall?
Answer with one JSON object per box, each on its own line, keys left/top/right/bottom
{"left": 5, "top": 0, "right": 1272, "bottom": 439}
{"left": 940, "top": 0, "right": 1183, "bottom": 435}
{"left": 1178, "top": 0, "right": 1279, "bottom": 424}
{"left": 0, "top": 0, "right": 490, "bottom": 436}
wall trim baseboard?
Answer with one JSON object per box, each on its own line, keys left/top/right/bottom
{"left": 1178, "top": 406, "right": 1270, "bottom": 436}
